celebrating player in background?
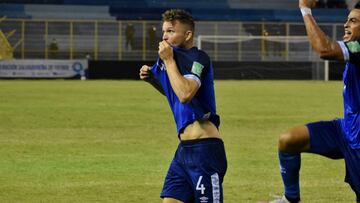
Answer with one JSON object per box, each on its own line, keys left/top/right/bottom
{"left": 139, "top": 9, "right": 227, "bottom": 203}
{"left": 265, "top": 0, "right": 360, "bottom": 202}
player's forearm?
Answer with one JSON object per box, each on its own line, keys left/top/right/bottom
{"left": 303, "top": 15, "right": 333, "bottom": 56}
{"left": 164, "top": 59, "right": 195, "bottom": 103}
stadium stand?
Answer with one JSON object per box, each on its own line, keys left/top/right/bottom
{"left": 24, "top": 4, "right": 114, "bottom": 20}
{"left": 0, "top": 4, "right": 31, "bottom": 19}
{"left": 63, "top": 0, "right": 111, "bottom": 6}
{"left": 228, "top": 0, "right": 297, "bottom": 9}
{"left": 146, "top": 0, "right": 229, "bottom": 9}
{"left": 0, "top": 0, "right": 350, "bottom": 80}
{"left": 0, "top": 0, "right": 349, "bottom": 22}
{"left": 1, "top": 0, "right": 63, "bottom": 4}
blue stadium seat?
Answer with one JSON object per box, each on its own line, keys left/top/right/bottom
{"left": 146, "top": 0, "right": 229, "bottom": 9}
{"left": 0, "top": 4, "right": 31, "bottom": 19}
{"left": 24, "top": 4, "right": 114, "bottom": 20}
{"left": 0, "top": 0, "right": 349, "bottom": 23}
{"left": 1, "top": 0, "right": 63, "bottom": 4}
{"left": 110, "top": 7, "right": 165, "bottom": 20}
{"left": 109, "top": 0, "right": 148, "bottom": 7}
{"left": 63, "top": 0, "right": 108, "bottom": 5}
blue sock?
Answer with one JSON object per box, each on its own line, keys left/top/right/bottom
{"left": 278, "top": 151, "right": 301, "bottom": 202}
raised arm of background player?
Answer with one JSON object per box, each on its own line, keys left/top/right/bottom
{"left": 139, "top": 65, "right": 165, "bottom": 95}
{"left": 299, "top": 0, "right": 344, "bottom": 61}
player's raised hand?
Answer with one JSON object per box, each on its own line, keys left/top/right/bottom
{"left": 139, "top": 65, "right": 152, "bottom": 81}
{"left": 299, "top": 0, "right": 317, "bottom": 8}
{"left": 158, "top": 40, "right": 173, "bottom": 61}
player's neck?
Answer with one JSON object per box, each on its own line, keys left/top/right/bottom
{"left": 181, "top": 40, "right": 193, "bottom": 49}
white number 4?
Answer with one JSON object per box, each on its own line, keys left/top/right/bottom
{"left": 196, "top": 176, "right": 206, "bottom": 195}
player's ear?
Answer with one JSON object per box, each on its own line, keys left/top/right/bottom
{"left": 185, "top": 30, "right": 193, "bottom": 41}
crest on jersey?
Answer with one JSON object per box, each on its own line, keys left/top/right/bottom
{"left": 191, "top": 61, "right": 204, "bottom": 77}
{"left": 158, "top": 62, "right": 166, "bottom": 71}
{"left": 346, "top": 41, "right": 360, "bottom": 53}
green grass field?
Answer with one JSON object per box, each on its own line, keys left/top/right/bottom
{"left": 0, "top": 80, "right": 354, "bottom": 202}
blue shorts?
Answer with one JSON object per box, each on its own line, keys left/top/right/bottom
{"left": 307, "top": 119, "right": 360, "bottom": 201}
{"left": 161, "top": 138, "right": 227, "bottom": 203}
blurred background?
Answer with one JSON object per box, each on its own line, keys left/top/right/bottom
{"left": 0, "top": 0, "right": 355, "bottom": 79}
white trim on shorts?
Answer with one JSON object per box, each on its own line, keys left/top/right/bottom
{"left": 211, "top": 173, "right": 220, "bottom": 203}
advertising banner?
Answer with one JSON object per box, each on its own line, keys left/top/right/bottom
{"left": 0, "top": 59, "right": 88, "bottom": 78}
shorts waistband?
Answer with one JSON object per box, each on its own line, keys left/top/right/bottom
{"left": 180, "top": 137, "right": 223, "bottom": 146}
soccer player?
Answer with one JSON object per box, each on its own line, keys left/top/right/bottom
{"left": 266, "top": 0, "right": 360, "bottom": 202}
{"left": 139, "top": 9, "right": 227, "bottom": 203}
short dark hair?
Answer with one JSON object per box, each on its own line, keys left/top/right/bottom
{"left": 355, "top": 1, "right": 360, "bottom": 9}
{"left": 162, "top": 9, "right": 195, "bottom": 31}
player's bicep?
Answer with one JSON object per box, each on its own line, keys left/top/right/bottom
{"left": 184, "top": 74, "right": 201, "bottom": 87}
{"left": 320, "top": 41, "right": 345, "bottom": 61}
{"left": 187, "top": 76, "right": 200, "bottom": 89}
{"left": 184, "top": 74, "right": 201, "bottom": 100}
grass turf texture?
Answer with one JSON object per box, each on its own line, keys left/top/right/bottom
{"left": 0, "top": 80, "right": 354, "bottom": 202}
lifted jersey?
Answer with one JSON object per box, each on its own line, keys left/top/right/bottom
{"left": 150, "top": 46, "right": 220, "bottom": 135}
{"left": 338, "top": 40, "right": 360, "bottom": 148}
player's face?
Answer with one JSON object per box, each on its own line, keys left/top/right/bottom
{"left": 344, "top": 9, "right": 360, "bottom": 42}
{"left": 162, "top": 20, "right": 191, "bottom": 48}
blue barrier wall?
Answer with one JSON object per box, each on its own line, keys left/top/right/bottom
{"left": 88, "top": 60, "right": 345, "bottom": 80}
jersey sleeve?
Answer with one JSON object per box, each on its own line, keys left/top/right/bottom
{"left": 338, "top": 40, "right": 360, "bottom": 65}
{"left": 183, "top": 51, "right": 210, "bottom": 87}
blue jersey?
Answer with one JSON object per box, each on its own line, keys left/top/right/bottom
{"left": 150, "top": 46, "right": 220, "bottom": 135}
{"left": 338, "top": 40, "right": 360, "bottom": 148}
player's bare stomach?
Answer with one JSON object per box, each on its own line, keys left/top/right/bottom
{"left": 179, "top": 119, "right": 221, "bottom": 141}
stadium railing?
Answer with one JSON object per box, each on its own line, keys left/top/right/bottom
{"left": 0, "top": 18, "right": 344, "bottom": 63}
